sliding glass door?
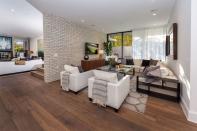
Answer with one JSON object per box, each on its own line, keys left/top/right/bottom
{"left": 107, "top": 31, "right": 132, "bottom": 59}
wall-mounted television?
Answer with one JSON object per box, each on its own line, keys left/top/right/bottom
{"left": 85, "top": 42, "right": 99, "bottom": 55}
{"left": 0, "top": 36, "right": 12, "bottom": 51}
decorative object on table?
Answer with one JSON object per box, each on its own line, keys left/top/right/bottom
{"left": 115, "top": 65, "right": 120, "bottom": 69}
{"left": 103, "top": 41, "right": 112, "bottom": 56}
{"left": 84, "top": 55, "right": 89, "bottom": 60}
{"left": 15, "top": 60, "right": 26, "bottom": 65}
{"left": 98, "top": 50, "right": 104, "bottom": 59}
{"left": 38, "top": 50, "right": 44, "bottom": 60}
{"left": 109, "top": 58, "right": 116, "bottom": 68}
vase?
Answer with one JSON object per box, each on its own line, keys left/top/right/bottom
{"left": 84, "top": 55, "right": 89, "bottom": 60}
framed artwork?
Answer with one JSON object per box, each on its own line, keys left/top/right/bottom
{"left": 166, "top": 23, "right": 178, "bottom": 60}
{"left": 0, "top": 36, "right": 12, "bottom": 51}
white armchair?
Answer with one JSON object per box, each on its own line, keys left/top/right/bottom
{"left": 88, "top": 75, "right": 130, "bottom": 111}
{"left": 60, "top": 70, "right": 93, "bottom": 93}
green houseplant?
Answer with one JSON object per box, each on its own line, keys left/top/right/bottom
{"left": 103, "top": 41, "right": 112, "bottom": 56}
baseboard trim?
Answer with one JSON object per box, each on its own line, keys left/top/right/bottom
{"left": 180, "top": 97, "right": 189, "bottom": 118}
{"left": 180, "top": 97, "right": 197, "bottom": 123}
{"left": 188, "top": 110, "right": 197, "bottom": 123}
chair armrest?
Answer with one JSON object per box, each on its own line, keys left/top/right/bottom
{"left": 69, "top": 71, "right": 93, "bottom": 91}
{"left": 108, "top": 75, "right": 130, "bottom": 109}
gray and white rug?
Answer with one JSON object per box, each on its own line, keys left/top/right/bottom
{"left": 122, "top": 76, "right": 148, "bottom": 113}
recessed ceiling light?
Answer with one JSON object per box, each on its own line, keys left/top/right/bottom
{"left": 152, "top": 13, "right": 157, "bottom": 16}
{"left": 151, "top": 9, "right": 158, "bottom": 16}
{"left": 81, "top": 19, "right": 85, "bottom": 23}
{"left": 10, "top": 9, "right": 15, "bottom": 13}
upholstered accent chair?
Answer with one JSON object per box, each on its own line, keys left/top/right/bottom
{"left": 88, "top": 70, "right": 130, "bottom": 111}
{"left": 60, "top": 65, "right": 93, "bottom": 93}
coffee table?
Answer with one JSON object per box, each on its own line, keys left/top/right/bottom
{"left": 97, "top": 65, "right": 135, "bottom": 76}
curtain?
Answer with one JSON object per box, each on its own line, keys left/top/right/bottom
{"left": 132, "top": 27, "right": 166, "bottom": 61}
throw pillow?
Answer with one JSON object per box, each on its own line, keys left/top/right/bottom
{"left": 147, "top": 68, "right": 161, "bottom": 77}
{"left": 64, "top": 65, "right": 80, "bottom": 74}
{"left": 71, "top": 64, "right": 84, "bottom": 73}
{"left": 142, "top": 66, "right": 160, "bottom": 76}
{"left": 149, "top": 59, "right": 158, "bottom": 66}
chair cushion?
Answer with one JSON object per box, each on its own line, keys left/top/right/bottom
{"left": 93, "top": 70, "right": 118, "bottom": 83}
{"left": 64, "top": 65, "right": 79, "bottom": 74}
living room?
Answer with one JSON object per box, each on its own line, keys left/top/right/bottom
{"left": 0, "top": 0, "right": 197, "bottom": 130}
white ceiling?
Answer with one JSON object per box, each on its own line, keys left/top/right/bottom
{"left": 0, "top": 0, "right": 43, "bottom": 38}
{"left": 27, "top": 0, "right": 176, "bottom": 33}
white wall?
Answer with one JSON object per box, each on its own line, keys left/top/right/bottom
{"left": 189, "top": 0, "right": 197, "bottom": 122}
{"left": 167, "top": 0, "right": 191, "bottom": 112}
{"left": 167, "top": 0, "right": 197, "bottom": 123}
{"left": 30, "top": 35, "right": 43, "bottom": 56}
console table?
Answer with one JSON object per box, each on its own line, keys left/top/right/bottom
{"left": 137, "top": 75, "right": 180, "bottom": 102}
{"left": 81, "top": 59, "right": 105, "bottom": 71}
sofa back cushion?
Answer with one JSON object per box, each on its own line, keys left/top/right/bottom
{"left": 141, "top": 60, "right": 150, "bottom": 67}
{"left": 133, "top": 59, "right": 142, "bottom": 66}
{"left": 64, "top": 65, "right": 80, "bottom": 74}
{"left": 93, "top": 70, "right": 118, "bottom": 83}
{"left": 126, "top": 59, "right": 134, "bottom": 65}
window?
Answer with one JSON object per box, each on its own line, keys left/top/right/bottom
{"left": 132, "top": 27, "right": 166, "bottom": 61}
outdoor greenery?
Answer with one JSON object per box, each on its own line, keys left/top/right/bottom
{"left": 14, "top": 44, "right": 24, "bottom": 52}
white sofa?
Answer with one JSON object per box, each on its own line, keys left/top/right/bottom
{"left": 60, "top": 66, "right": 93, "bottom": 93}
{"left": 88, "top": 70, "right": 130, "bottom": 111}
{"left": 0, "top": 59, "right": 43, "bottom": 75}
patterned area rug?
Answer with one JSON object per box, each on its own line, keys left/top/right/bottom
{"left": 122, "top": 76, "right": 148, "bottom": 113}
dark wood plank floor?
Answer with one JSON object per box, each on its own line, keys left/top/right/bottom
{"left": 0, "top": 73, "right": 197, "bottom": 131}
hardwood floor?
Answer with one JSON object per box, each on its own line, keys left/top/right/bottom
{"left": 0, "top": 73, "right": 197, "bottom": 131}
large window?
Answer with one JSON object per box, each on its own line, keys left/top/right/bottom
{"left": 107, "top": 27, "right": 166, "bottom": 60}
{"left": 132, "top": 27, "right": 166, "bottom": 60}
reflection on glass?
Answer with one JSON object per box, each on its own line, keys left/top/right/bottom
{"left": 123, "top": 32, "right": 132, "bottom": 58}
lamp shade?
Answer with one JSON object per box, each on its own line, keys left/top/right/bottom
{"left": 99, "top": 50, "right": 104, "bottom": 54}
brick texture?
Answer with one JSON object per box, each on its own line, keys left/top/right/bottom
{"left": 43, "top": 14, "right": 105, "bottom": 82}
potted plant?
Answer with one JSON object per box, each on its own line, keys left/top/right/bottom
{"left": 103, "top": 41, "right": 112, "bottom": 56}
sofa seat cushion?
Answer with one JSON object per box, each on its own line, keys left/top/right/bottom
{"left": 64, "top": 65, "right": 79, "bottom": 74}
{"left": 93, "top": 70, "right": 118, "bottom": 83}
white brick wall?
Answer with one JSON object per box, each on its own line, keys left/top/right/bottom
{"left": 43, "top": 14, "right": 106, "bottom": 82}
